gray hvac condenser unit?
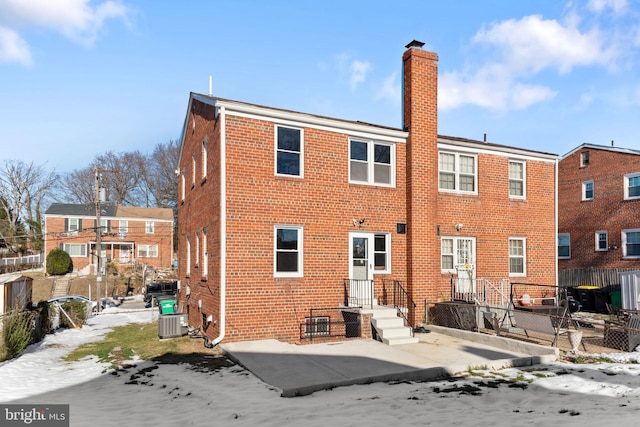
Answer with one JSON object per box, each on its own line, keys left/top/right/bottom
{"left": 158, "top": 313, "right": 189, "bottom": 339}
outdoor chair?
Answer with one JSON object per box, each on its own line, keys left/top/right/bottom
{"left": 603, "top": 314, "right": 640, "bottom": 352}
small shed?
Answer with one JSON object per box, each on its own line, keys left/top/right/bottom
{"left": 619, "top": 270, "right": 640, "bottom": 310}
{"left": 0, "top": 273, "right": 33, "bottom": 317}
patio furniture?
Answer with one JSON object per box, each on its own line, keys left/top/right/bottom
{"left": 603, "top": 314, "right": 640, "bottom": 352}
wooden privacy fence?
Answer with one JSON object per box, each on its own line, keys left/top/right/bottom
{"left": 559, "top": 268, "right": 638, "bottom": 288}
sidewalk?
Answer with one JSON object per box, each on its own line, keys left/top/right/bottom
{"left": 221, "top": 325, "right": 558, "bottom": 397}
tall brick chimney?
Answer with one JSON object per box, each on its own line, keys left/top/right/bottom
{"left": 402, "top": 40, "right": 440, "bottom": 324}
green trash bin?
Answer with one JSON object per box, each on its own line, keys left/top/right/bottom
{"left": 158, "top": 297, "right": 176, "bottom": 314}
{"left": 611, "top": 290, "right": 622, "bottom": 310}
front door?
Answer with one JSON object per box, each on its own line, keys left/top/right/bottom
{"left": 349, "top": 232, "right": 374, "bottom": 306}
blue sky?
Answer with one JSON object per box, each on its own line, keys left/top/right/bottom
{"left": 2, "top": 0, "right": 640, "bottom": 174}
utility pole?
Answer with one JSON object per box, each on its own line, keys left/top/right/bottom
{"left": 95, "top": 166, "right": 102, "bottom": 313}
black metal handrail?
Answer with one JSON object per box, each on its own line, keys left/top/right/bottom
{"left": 392, "top": 280, "right": 417, "bottom": 334}
{"left": 343, "top": 279, "right": 375, "bottom": 308}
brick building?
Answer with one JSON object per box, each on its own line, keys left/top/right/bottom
{"left": 44, "top": 204, "right": 174, "bottom": 275}
{"left": 558, "top": 143, "right": 640, "bottom": 287}
{"left": 177, "top": 41, "right": 558, "bottom": 345}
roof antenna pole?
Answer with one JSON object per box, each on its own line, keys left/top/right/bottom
{"left": 209, "top": 76, "right": 212, "bottom": 96}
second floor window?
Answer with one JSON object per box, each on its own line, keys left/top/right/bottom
{"left": 119, "top": 220, "right": 128, "bottom": 234}
{"left": 349, "top": 140, "right": 394, "bottom": 186}
{"left": 623, "top": 229, "right": 640, "bottom": 258}
{"left": 276, "top": 126, "right": 303, "bottom": 177}
{"left": 625, "top": 173, "right": 640, "bottom": 200}
{"left": 558, "top": 233, "right": 571, "bottom": 259}
{"left": 439, "top": 152, "right": 476, "bottom": 194}
{"left": 583, "top": 180, "right": 594, "bottom": 201}
{"left": 65, "top": 218, "right": 81, "bottom": 232}
{"left": 509, "top": 161, "right": 525, "bottom": 198}
{"left": 596, "top": 231, "right": 608, "bottom": 251}
{"left": 146, "top": 221, "right": 154, "bottom": 234}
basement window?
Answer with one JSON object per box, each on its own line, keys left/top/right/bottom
{"left": 305, "top": 316, "right": 330, "bottom": 336}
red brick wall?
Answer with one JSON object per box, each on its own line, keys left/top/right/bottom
{"left": 559, "top": 147, "right": 640, "bottom": 270}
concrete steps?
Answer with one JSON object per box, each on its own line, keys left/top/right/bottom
{"left": 51, "top": 277, "right": 71, "bottom": 298}
{"left": 369, "top": 306, "right": 419, "bottom": 345}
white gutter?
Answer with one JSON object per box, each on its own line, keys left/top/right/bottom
{"left": 211, "top": 105, "right": 226, "bottom": 346}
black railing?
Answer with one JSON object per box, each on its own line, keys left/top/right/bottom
{"left": 391, "top": 280, "right": 417, "bottom": 334}
{"left": 299, "top": 307, "right": 362, "bottom": 342}
{"left": 343, "top": 279, "right": 375, "bottom": 308}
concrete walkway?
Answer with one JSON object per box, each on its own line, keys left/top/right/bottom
{"left": 221, "top": 325, "right": 558, "bottom": 397}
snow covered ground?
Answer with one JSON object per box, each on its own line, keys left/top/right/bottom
{"left": 2, "top": 307, "right": 640, "bottom": 426}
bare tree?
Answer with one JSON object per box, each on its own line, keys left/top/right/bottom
{"left": 96, "top": 150, "right": 146, "bottom": 206}
{"left": 0, "top": 160, "right": 57, "bottom": 254}
{"left": 59, "top": 166, "right": 96, "bottom": 204}
{"left": 143, "top": 139, "right": 179, "bottom": 209}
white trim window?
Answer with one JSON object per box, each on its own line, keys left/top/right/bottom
{"left": 349, "top": 139, "right": 395, "bottom": 186}
{"left": 145, "top": 221, "right": 155, "bottom": 234}
{"left": 195, "top": 232, "right": 200, "bottom": 267}
{"left": 63, "top": 243, "right": 87, "bottom": 257}
{"left": 374, "top": 233, "right": 391, "bottom": 273}
{"left": 275, "top": 126, "right": 303, "bottom": 177}
{"left": 439, "top": 151, "right": 477, "bottom": 194}
{"left": 441, "top": 237, "right": 475, "bottom": 272}
{"left": 65, "top": 218, "right": 81, "bottom": 232}
{"left": 580, "top": 151, "right": 590, "bottom": 167}
{"left": 558, "top": 233, "right": 571, "bottom": 259}
{"left": 181, "top": 169, "right": 186, "bottom": 201}
{"left": 119, "top": 220, "right": 128, "bottom": 235}
{"left": 202, "top": 137, "right": 208, "bottom": 179}
{"left": 624, "top": 173, "right": 640, "bottom": 200}
{"left": 137, "top": 244, "right": 158, "bottom": 258}
{"left": 596, "top": 230, "right": 608, "bottom": 251}
{"left": 622, "top": 229, "right": 640, "bottom": 258}
{"left": 202, "top": 228, "right": 208, "bottom": 277}
{"left": 186, "top": 236, "right": 191, "bottom": 277}
{"left": 583, "top": 180, "right": 594, "bottom": 201}
{"left": 509, "top": 238, "right": 526, "bottom": 277}
{"left": 509, "top": 160, "right": 526, "bottom": 198}
{"left": 192, "top": 153, "right": 196, "bottom": 186}
{"left": 274, "top": 225, "right": 303, "bottom": 277}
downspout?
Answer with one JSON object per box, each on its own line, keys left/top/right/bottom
{"left": 555, "top": 158, "right": 559, "bottom": 291}
{"left": 209, "top": 105, "right": 227, "bottom": 347}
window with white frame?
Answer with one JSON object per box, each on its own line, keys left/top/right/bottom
{"left": 509, "top": 238, "right": 526, "bottom": 276}
{"left": 349, "top": 140, "right": 394, "bottom": 186}
{"left": 119, "top": 220, "right": 128, "bottom": 234}
{"left": 374, "top": 234, "right": 390, "bottom": 273}
{"left": 145, "top": 221, "right": 154, "bottom": 234}
{"left": 186, "top": 236, "right": 191, "bottom": 276}
{"left": 304, "top": 316, "right": 330, "bottom": 336}
{"left": 192, "top": 154, "right": 196, "bottom": 186}
{"left": 65, "top": 218, "right": 81, "bottom": 232}
{"left": 624, "top": 173, "right": 640, "bottom": 200}
{"left": 202, "top": 228, "right": 208, "bottom": 277}
{"left": 181, "top": 169, "right": 186, "bottom": 201}
{"left": 596, "top": 231, "right": 608, "bottom": 251}
{"left": 274, "top": 226, "right": 303, "bottom": 277}
{"left": 580, "top": 151, "right": 590, "bottom": 167}
{"left": 63, "top": 243, "right": 87, "bottom": 257}
{"left": 558, "top": 233, "right": 571, "bottom": 258}
{"left": 509, "top": 160, "right": 526, "bottom": 198}
{"left": 202, "top": 137, "right": 208, "bottom": 179}
{"left": 622, "top": 229, "right": 640, "bottom": 258}
{"left": 195, "top": 232, "right": 200, "bottom": 266}
{"left": 439, "top": 151, "right": 477, "bottom": 193}
{"left": 441, "top": 237, "right": 475, "bottom": 272}
{"left": 137, "top": 244, "right": 158, "bottom": 258}
{"left": 583, "top": 180, "right": 594, "bottom": 201}
{"left": 275, "top": 126, "right": 303, "bottom": 177}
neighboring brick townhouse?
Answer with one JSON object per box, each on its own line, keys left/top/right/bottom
{"left": 177, "top": 41, "right": 558, "bottom": 345}
{"left": 558, "top": 143, "right": 640, "bottom": 287}
{"left": 44, "top": 203, "right": 174, "bottom": 275}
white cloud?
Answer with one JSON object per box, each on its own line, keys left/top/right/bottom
{"left": 587, "top": 0, "right": 628, "bottom": 14}
{"left": 375, "top": 72, "right": 400, "bottom": 105}
{"left": 0, "top": 0, "right": 132, "bottom": 65}
{"left": 440, "top": 13, "right": 617, "bottom": 111}
{"left": 349, "top": 60, "right": 371, "bottom": 91}
{"left": 0, "top": 25, "right": 31, "bottom": 65}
